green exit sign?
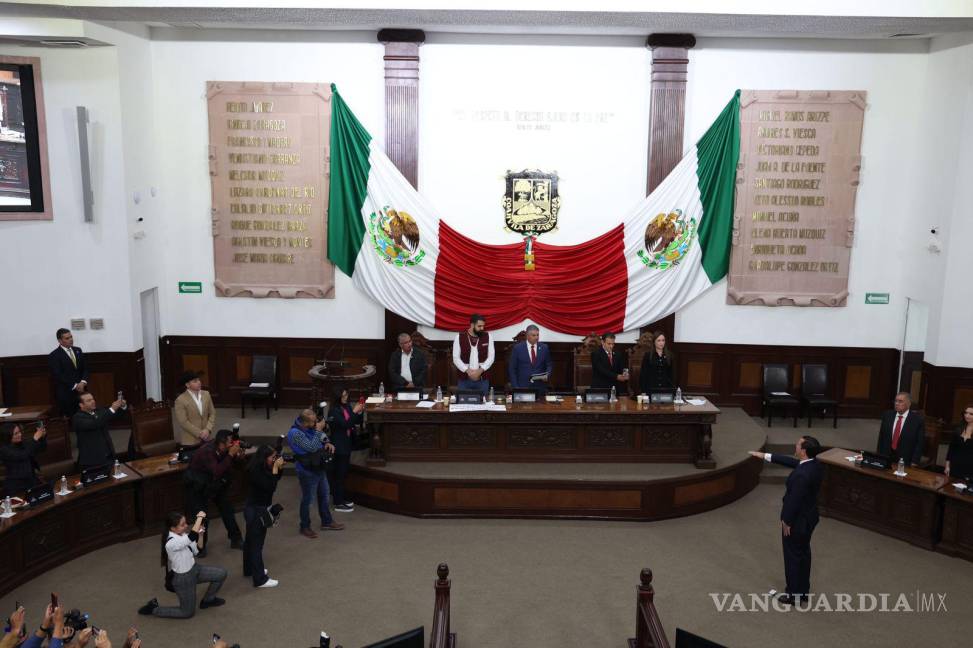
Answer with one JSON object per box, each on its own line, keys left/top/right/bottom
{"left": 178, "top": 281, "right": 202, "bottom": 294}
{"left": 865, "top": 292, "right": 890, "bottom": 305}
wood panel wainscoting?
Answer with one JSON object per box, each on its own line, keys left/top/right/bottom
{"left": 3, "top": 337, "right": 904, "bottom": 422}
{"left": 920, "top": 361, "right": 973, "bottom": 429}
{"left": 346, "top": 455, "right": 762, "bottom": 521}
{"left": 0, "top": 350, "right": 145, "bottom": 422}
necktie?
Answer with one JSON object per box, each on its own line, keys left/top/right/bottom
{"left": 530, "top": 344, "right": 536, "bottom": 364}
{"left": 891, "top": 414, "right": 904, "bottom": 450}
{"left": 608, "top": 351, "right": 613, "bottom": 366}
{"left": 67, "top": 347, "right": 77, "bottom": 368}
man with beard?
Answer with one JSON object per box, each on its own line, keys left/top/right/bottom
{"left": 452, "top": 314, "right": 495, "bottom": 398}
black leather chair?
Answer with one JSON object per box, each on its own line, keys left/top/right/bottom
{"left": 762, "top": 363, "right": 798, "bottom": 428}
{"left": 801, "top": 364, "right": 839, "bottom": 429}
{"left": 240, "top": 354, "right": 278, "bottom": 419}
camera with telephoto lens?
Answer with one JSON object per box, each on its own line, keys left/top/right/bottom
{"left": 230, "top": 423, "right": 253, "bottom": 450}
{"left": 275, "top": 435, "right": 295, "bottom": 463}
{"left": 63, "top": 609, "right": 90, "bottom": 633}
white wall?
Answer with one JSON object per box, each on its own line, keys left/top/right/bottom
{"left": 677, "top": 38, "right": 932, "bottom": 349}
{"left": 149, "top": 31, "right": 388, "bottom": 340}
{"left": 0, "top": 41, "right": 136, "bottom": 357}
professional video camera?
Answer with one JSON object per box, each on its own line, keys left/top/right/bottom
{"left": 275, "top": 434, "right": 296, "bottom": 463}
{"left": 63, "top": 608, "right": 90, "bottom": 633}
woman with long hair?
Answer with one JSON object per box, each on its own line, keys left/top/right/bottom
{"left": 243, "top": 444, "right": 283, "bottom": 588}
{"left": 0, "top": 422, "right": 47, "bottom": 496}
{"left": 639, "top": 331, "right": 675, "bottom": 395}
{"left": 327, "top": 385, "right": 364, "bottom": 512}
{"left": 946, "top": 404, "right": 973, "bottom": 480}
{"left": 138, "top": 510, "right": 228, "bottom": 618}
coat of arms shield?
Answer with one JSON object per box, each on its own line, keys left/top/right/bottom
{"left": 502, "top": 170, "right": 560, "bottom": 235}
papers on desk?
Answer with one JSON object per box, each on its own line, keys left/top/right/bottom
{"left": 545, "top": 395, "right": 563, "bottom": 403}
{"left": 249, "top": 382, "right": 270, "bottom": 388}
{"left": 0, "top": 407, "right": 8, "bottom": 415}
{"left": 684, "top": 398, "right": 707, "bottom": 406}
{"left": 845, "top": 455, "right": 859, "bottom": 462}
{"left": 415, "top": 400, "right": 436, "bottom": 409}
{"left": 365, "top": 396, "right": 386, "bottom": 404}
{"left": 771, "top": 391, "right": 791, "bottom": 396}
{"left": 449, "top": 403, "right": 507, "bottom": 413}
{"left": 530, "top": 372, "right": 550, "bottom": 382}
{"left": 112, "top": 472, "right": 129, "bottom": 480}
{"left": 954, "top": 483, "right": 968, "bottom": 491}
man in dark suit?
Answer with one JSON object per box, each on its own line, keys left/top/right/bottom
{"left": 508, "top": 325, "right": 553, "bottom": 395}
{"left": 388, "top": 332, "right": 428, "bottom": 392}
{"left": 48, "top": 328, "right": 89, "bottom": 416}
{"left": 590, "top": 333, "right": 629, "bottom": 392}
{"left": 876, "top": 392, "right": 925, "bottom": 467}
{"left": 72, "top": 391, "right": 125, "bottom": 471}
{"left": 750, "top": 435, "right": 824, "bottom": 605}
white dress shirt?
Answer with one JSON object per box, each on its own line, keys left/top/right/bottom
{"left": 189, "top": 389, "right": 204, "bottom": 416}
{"left": 400, "top": 351, "right": 413, "bottom": 384}
{"left": 762, "top": 453, "right": 813, "bottom": 465}
{"left": 165, "top": 530, "right": 199, "bottom": 574}
{"left": 452, "top": 333, "right": 495, "bottom": 373}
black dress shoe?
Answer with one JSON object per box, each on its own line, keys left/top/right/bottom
{"left": 777, "top": 593, "right": 808, "bottom": 606}
{"left": 137, "top": 598, "right": 158, "bottom": 615}
{"left": 200, "top": 597, "right": 225, "bottom": 609}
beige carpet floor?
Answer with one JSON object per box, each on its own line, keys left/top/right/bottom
{"left": 3, "top": 479, "right": 971, "bottom": 648}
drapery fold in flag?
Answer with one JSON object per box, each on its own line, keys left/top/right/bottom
{"left": 327, "top": 84, "right": 740, "bottom": 335}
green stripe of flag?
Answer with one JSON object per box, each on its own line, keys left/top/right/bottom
{"left": 327, "top": 84, "right": 373, "bottom": 277}
{"left": 696, "top": 90, "right": 741, "bottom": 284}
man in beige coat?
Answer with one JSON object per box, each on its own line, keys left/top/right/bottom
{"left": 174, "top": 370, "right": 216, "bottom": 446}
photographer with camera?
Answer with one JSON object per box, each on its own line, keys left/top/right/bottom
{"left": 139, "top": 510, "right": 228, "bottom": 619}
{"left": 326, "top": 387, "right": 364, "bottom": 513}
{"left": 184, "top": 429, "right": 244, "bottom": 555}
{"left": 287, "top": 409, "right": 344, "bottom": 539}
{"left": 243, "top": 444, "right": 284, "bottom": 588}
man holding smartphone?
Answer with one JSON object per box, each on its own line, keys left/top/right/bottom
{"left": 72, "top": 392, "right": 125, "bottom": 472}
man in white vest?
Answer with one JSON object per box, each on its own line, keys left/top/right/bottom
{"left": 452, "top": 314, "right": 495, "bottom": 398}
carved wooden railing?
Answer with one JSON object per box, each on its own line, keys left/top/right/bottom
{"left": 628, "top": 568, "right": 670, "bottom": 648}
{"left": 429, "top": 562, "right": 456, "bottom": 648}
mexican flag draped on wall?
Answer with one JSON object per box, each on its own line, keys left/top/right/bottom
{"left": 327, "top": 84, "right": 739, "bottom": 335}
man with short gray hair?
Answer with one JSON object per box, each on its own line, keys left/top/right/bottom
{"left": 508, "top": 325, "right": 552, "bottom": 394}
{"left": 876, "top": 391, "right": 925, "bottom": 467}
{"left": 388, "top": 332, "right": 428, "bottom": 392}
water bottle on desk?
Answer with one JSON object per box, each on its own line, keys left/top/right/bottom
{"left": 113, "top": 459, "right": 121, "bottom": 478}
{"left": 436, "top": 385, "right": 443, "bottom": 403}
{"left": 488, "top": 386, "right": 494, "bottom": 403}
{"left": 896, "top": 458, "right": 906, "bottom": 476}
{"left": 378, "top": 382, "right": 385, "bottom": 398}
{"left": 675, "top": 387, "right": 683, "bottom": 404}
{"left": 59, "top": 475, "right": 68, "bottom": 495}
{"left": 1, "top": 496, "right": 12, "bottom": 517}
{"left": 610, "top": 386, "right": 617, "bottom": 403}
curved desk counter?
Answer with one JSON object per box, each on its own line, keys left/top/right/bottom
{"left": 0, "top": 455, "right": 251, "bottom": 597}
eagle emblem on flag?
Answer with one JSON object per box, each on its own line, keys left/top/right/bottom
{"left": 638, "top": 209, "right": 697, "bottom": 270}
{"left": 369, "top": 206, "right": 425, "bottom": 267}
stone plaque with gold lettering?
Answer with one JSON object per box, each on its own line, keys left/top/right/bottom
{"left": 208, "top": 81, "right": 334, "bottom": 298}
{"left": 727, "top": 89, "right": 865, "bottom": 307}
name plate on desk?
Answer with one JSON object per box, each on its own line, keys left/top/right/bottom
{"left": 81, "top": 464, "right": 111, "bottom": 486}
{"left": 26, "top": 482, "right": 54, "bottom": 508}
{"left": 396, "top": 391, "right": 422, "bottom": 401}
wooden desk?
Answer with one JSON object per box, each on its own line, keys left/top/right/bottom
{"left": 0, "top": 466, "right": 141, "bottom": 596}
{"left": 128, "top": 452, "right": 252, "bottom": 536}
{"left": 365, "top": 397, "right": 719, "bottom": 468}
{"left": 0, "top": 405, "right": 53, "bottom": 424}
{"left": 937, "top": 479, "right": 973, "bottom": 561}
{"left": 817, "top": 448, "right": 947, "bottom": 550}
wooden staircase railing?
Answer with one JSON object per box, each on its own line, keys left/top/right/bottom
{"left": 627, "top": 568, "right": 670, "bottom": 648}
{"left": 429, "top": 562, "right": 457, "bottom": 648}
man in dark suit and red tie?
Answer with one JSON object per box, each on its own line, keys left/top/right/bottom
{"left": 48, "top": 328, "right": 89, "bottom": 417}
{"left": 749, "top": 435, "right": 824, "bottom": 605}
{"left": 590, "top": 332, "right": 629, "bottom": 392}
{"left": 876, "top": 391, "right": 926, "bottom": 467}
{"left": 508, "top": 325, "right": 553, "bottom": 395}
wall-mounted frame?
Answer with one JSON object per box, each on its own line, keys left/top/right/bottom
{"left": 0, "top": 55, "right": 53, "bottom": 221}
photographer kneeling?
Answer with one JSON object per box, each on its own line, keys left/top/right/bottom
{"left": 287, "top": 409, "right": 344, "bottom": 539}
{"left": 243, "top": 445, "right": 283, "bottom": 588}
{"left": 139, "top": 510, "right": 228, "bottom": 618}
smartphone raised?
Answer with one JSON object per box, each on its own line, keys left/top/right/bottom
{"left": 50, "top": 592, "right": 58, "bottom": 609}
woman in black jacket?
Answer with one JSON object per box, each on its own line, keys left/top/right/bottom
{"left": 327, "top": 386, "right": 364, "bottom": 512}
{"left": 0, "top": 422, "right": 47, "bottom": 496}
{"left": 946, "top": 404, "right": 973, "bottom": 481}
{"left": 639, "top": 331, "right": 675, "bottom": 395}
{"left": 243, "top": 444, "right": 283, "bottom": 588}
